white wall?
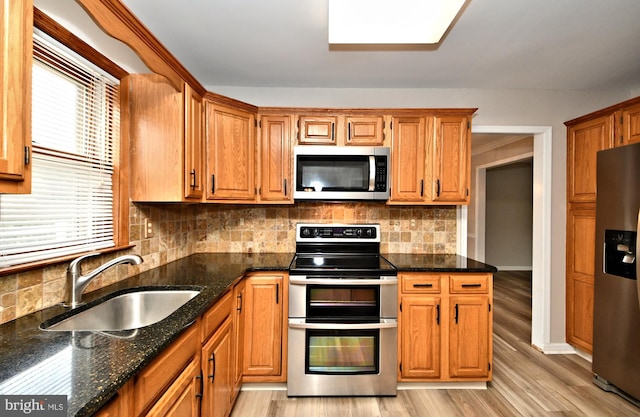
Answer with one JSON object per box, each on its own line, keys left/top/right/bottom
{"left": 485, "top": 161, "right": 533, "bottom": 269}
{"left": 209, "top": 86, "right": 629, "bottom": 345}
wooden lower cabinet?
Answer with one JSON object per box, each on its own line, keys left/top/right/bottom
{"left": 398, "top": 272, "right": 493, "bottom": 382}
{"left": 399, "top": 295, "right": 441, "bottom": 379}
{"left": 143, "top": 359, "right": 201, "bottom": 417}
{"left": 133, "top": 326, "right": 199, "bottom": 416}
{"left": 202, "top": 317, "right": 233, "bottom": 417}
{"left": 242, "top": 273, "right": 287, "bottom": 382}
{"left": 93, "top": 383, "right": 132, "bottom": 417}
{"left": 449, "top": 295, "right": 491, "bottom": 378}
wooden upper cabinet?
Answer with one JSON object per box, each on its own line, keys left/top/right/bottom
{"left": 258, "top": 115, "right": 293, "bottom": 203}
{"left": 345, "top": 116, "right": 385, "bottom": 146}
{"left": 619, "top": 102, "right": 640, "bottom": 145}
{"left": 0, "top": 0, "right": 32, "bottom": 193}
{"left": 389, "top": 116, "right": 428, "bottom": 203}
{"left": 297, "top": 116, "right": 337, "bottom": 144}
{"left": 125, "top": 74, "right": 203, "bottom": 202}
{"left": 205, "top": 102, "right": 256, "bottom": 202}
{"left": 432, "top": 115, "right": 470, "bottom": 204}
{"left": 566, "top": 114, "right": 614, "bottom": 203}
{"left": 184, "top": 84, "right": 204, "bottom": 199}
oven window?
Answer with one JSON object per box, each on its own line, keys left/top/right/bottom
{"left": 307, "top": 285, "right": 379, "bottom": 320}
{"left": 306, "top": 329, "right": 379, "bottom": 374}
{"left": 296, "top": 155, "right": 370, "bottom": 191}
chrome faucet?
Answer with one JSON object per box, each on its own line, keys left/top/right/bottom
{"left": 65, "top": 253, "right": 144, "bottom": 308}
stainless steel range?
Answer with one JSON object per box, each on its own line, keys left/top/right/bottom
{"left": 287, "top": 223, "right": 398, "bottom": 396}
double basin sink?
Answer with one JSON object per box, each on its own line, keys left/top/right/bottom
{"left": 40, "top": 288, "right": 201, "bottom": 332}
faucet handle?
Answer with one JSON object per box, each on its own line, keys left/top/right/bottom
{"left": 68, "top": 252, "right": 101, "bottom": 274}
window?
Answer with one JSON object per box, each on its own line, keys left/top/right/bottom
{"left": 0, "top": 30, "right": 121, "bottom": 268}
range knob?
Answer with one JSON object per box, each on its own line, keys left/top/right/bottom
{"left": 365, "top": 228, "right": 374, "bottom": 237}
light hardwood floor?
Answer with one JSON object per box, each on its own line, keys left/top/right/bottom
{"left": 231, "top": 271, "right": 640, "bottom": 416}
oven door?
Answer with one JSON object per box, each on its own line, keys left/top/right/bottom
{"left": 287, "top": 319, "right": 397, "bottom": 396}
{"left": 288, "top": 275, "right": 398, "bottom": 319}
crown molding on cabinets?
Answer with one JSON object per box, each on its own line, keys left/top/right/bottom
{"left": 74, "top": 0, "right": 205, "bottom": 95}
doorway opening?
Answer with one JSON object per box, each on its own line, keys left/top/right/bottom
{"left": 458, "top": 125, "right": 557, "bottom": 353}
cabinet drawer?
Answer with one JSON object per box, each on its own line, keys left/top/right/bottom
{"left": 200, "top": 290, "right": 233, "bottom": 343}
{"left": 401, "top": 275, "right": 441, "bottom": 294}
{"left": 134, "top": 325, "right": 198, "bottom": 416}
{"left": 449, "top": 275, "right": 489, "bottom": 294}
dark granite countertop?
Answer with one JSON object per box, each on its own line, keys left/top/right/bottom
{"left": 0, "top": 253, "right": 292, "bottom": 417}
{"left": 0, "top": 252, "right": 493, "bottom": 416}
{"left": 382, "top": 253, "right": 498, "bottom": 273}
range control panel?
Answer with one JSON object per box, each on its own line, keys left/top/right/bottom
{"left": 297, "top": 224, "right": 379, "bottom": 240}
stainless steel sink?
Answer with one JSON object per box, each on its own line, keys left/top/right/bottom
{"left": 40, "top": 289, "right": 200, "bottom": 331}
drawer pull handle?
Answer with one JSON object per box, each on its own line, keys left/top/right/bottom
{"left": 413, "top": 283, "right": 433, "bottom": 288}
{"left": 461, "top": 283, "right": 482, "bottom": 288}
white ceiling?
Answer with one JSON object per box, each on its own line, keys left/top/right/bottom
{"left": 118, "top": 0, "right": 640, "bottom": 91}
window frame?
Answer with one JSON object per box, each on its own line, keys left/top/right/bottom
{"left": 0, "top": 9, "right": 131, "bottom": 275}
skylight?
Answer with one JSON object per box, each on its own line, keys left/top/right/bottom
{"left": 328, "top": 0, "right": 466, "bottom": 44}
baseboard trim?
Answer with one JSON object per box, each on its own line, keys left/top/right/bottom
{"left": 241, "top": 382, "right": 287, "bottom": 391}
{"left": 494, "top": 266, "right": 533, "bottom": 271}
{"left": 398, "top": 382, "right": 487, "bottom": 390}
{"left": 536, "top": 342, "right": 579, "bottom": 355}
{"left": 241, "top": 381, "right": 488, "bottom": 392}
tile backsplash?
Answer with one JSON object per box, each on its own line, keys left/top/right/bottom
{"left": 0, "top": 202, "right": 456, "bottom": 324}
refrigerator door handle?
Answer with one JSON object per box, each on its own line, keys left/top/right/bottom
{"left": 637, "top": 208, "right": 640, "bottom": 309}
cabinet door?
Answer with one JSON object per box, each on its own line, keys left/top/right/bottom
{"left": 389, "top": 117, "right": 427, "bottom": 203}
{"left": 449, "top": 296, "right": 490, "bottom": 378}
{"left": 258, "top": 115, "right": 293, "bottom": 203}
{"left": 620, "top": 102, "right": 640, "bottom": 145}
{"left": 566, "top": 115, "right": 614, "bottom": 203}
{"left": 566, "top": 207, "right": 595, "bottom": 353}
{"left": 184, "top": 84, "right": 204, "bottom": 199}
{"left": 127, "top": 74, "right": 197, "bottom": 202}
{"left": 243, "top": 274, "right": 284, "bottom": 379}
{"left": 94, "top": 383, "right": 131, "bottom": 417}
{"left": 297, "top": 116, "right": 337, "bottom": 144}
{"left": 202, "top": 317, "right": 233, "bottom": 417}
{"left": 432, "top": 115, "right": 470, "bottom": 204}
{"left": 0, "top": 0, "right": 32, "bottom": 193}
{"left": 345, "top": 116, "right": 385, "bottom": 146}
{"left": 232, "top": 280, "right": 246, "bottom": 402}
{"left": 205, "top": 103, "right": 256, "bottom": 202}
{"left": 143, "top": 359, "right": 201, "bottom": 417}
{"left": 399, "top": 296, "right": 441, "bottom": 379}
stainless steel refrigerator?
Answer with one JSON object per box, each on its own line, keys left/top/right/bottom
{"left": 593, "top": 141, "right": 640, "bottom": 405}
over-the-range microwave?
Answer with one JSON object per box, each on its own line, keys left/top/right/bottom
{"left": 293, "top": 146, "right": 390, "bottom": 201}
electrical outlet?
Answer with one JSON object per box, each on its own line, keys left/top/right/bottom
{"left": 143, "top": 218, "right": 154, "bottom": 238}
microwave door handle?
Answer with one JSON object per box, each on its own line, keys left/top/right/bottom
{"left": 369, "top": 156, "right": 375, "bottom": 191}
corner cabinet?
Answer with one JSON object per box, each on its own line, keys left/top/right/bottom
{"left": 398, "top": 272, "right": 493, "bottom": 382}
{"left": 205, "top": 101, "right": 256, "bottom": 202}
{"left": 125, "top": 74, "right": 204, "bottom": 202}
{"left": 0, "top": 0, "right": 32, "bottom": 194}
{"left": 564, "top": 95, "right": 640, "bottom": 354}
{"left": 389, "top": 110, "right": 474, "bottom": 205}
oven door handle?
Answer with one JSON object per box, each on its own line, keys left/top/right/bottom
{"left": 288, "top": 318, "right": 397, "bottom": 330}
{"left": 289, "top": 277, "right": 398, "bottom": 286}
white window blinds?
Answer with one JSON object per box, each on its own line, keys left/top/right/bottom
{"left": 0, "top": 30, "right": 120, "bottom": 268}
